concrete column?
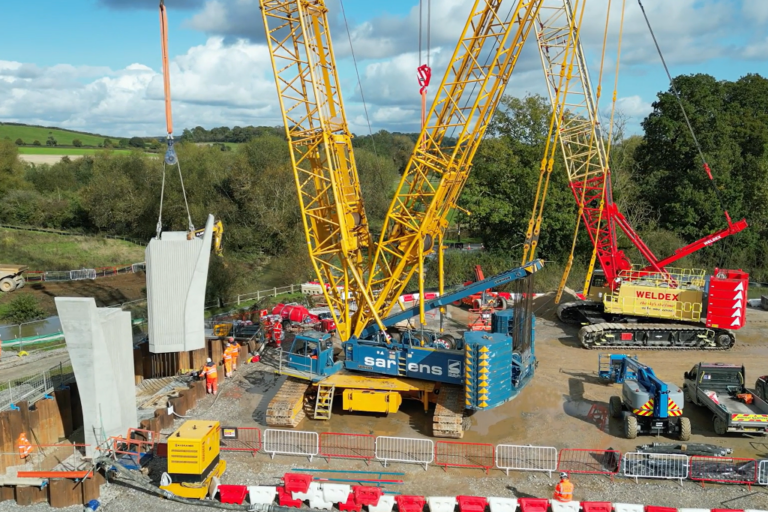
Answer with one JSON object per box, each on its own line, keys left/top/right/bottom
{"left": 55, "top": 298, "right": 138, "bottom": 457}
{"left": 145, "top": 214, "right": 214, "bottom": 353}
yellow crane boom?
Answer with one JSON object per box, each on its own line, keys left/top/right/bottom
{"left": 260, "top": 0, "right": 383, "bottom": 340}
{"left": 361, "top": 0, "right": 548, "bottom": 335}
{"left": 531, "top": 0, "right": 611, "bottom": 300}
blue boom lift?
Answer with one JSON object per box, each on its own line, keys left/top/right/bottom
{"left": 598, "top": 354, "right": 691, "bottom": 440}
{"left": 267, "top": 261, "right": 541, "bottom": 438}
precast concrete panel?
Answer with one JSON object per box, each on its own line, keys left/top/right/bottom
{"left": 146, "top": 214, "right": 213, "bottom": 353}
{"left": 56, "top": 298, "right": 137, "bottom": 457}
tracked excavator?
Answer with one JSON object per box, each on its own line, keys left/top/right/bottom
{"left": 259, "top": 0, "right": 552, "bottom": 437}
{"left": 524, "top": 0, "right": 749, "bottom": 351}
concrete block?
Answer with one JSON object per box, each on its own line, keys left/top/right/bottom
{"left": 146, "top": 215, "right": 214, "bottom": 353}
{"left": 56, "top": 298, "right": 137, "bottom": 457}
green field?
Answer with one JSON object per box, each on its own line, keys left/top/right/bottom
{"left": 0, "top": 123, "right": 117, "bottom": 147}
{"left": 0, "top": 228, "right": 145, "bottom": 271}
{"left": 17, "top": 147, "right": 132, "bottom": 156}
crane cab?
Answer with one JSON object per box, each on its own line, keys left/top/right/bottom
{"left": 585, "top": 270, "right": 611, "bottom": 301}
{"left": 284, "top": 331, "right": 342, "bottom": 381}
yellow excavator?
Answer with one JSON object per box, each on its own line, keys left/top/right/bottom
{"left": 191, "top": 219, "right": 223, "bottom": 257}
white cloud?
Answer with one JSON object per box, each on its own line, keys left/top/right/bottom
{"left": 0, "top": 38, "right": 282, "bottom": 136}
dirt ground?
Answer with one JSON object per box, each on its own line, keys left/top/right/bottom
{"left": 5, "top": 296, "right": 768, "bottom": 511}
{"left": 10, "top": 273, "right": 146, "bottom": 316}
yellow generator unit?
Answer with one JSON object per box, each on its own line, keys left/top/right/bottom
{"left": 160, "top": 420, "right": 227, "bottom": 499}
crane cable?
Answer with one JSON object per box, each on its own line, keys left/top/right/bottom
{"left": 637, "top": 0, "right": 730, "bottom": 224}
{"left": 157, "top": 0, "right": 194, "bottom": 239}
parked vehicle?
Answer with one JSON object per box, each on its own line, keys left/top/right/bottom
{"left": 683, "top": 363, "right": 768, "bottom": 435}
{"left": 0, "top": 265, "right": 27, "bottom": 293}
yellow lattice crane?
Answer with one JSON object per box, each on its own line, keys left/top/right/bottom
{"left": 260, "top": 0, "right": 384, "bottom": 341}
{"left": 259, "top": 0, "right": 548, "bottom": 436}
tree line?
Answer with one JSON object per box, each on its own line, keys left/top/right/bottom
{"left": 1, "top": 73, "right": 766, "bottom": 303}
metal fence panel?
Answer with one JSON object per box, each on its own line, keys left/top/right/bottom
{"left": 43, "top": 271, "right": 71, "bottom": 282}
{"left": 557, "top": 448, "right": 621, "bottom": 475}
{"left": 435, "top": 441, "right": 494, "bottom": 473}
{"left": 263, "top": 429, "right": 318, "bottom": 461}
{"left": 689, "top": 456, "right": 757, "bottom": 486}
{"left": 495, "top": 444, "right": 558, "bottom": 476}
{"left": 319, "top": 432, "right": 375, "bottom": 462}
{"left": 375, "top": 436, "right": 433, "bottom": 470}
{"left": 70, "top": 269, "right": 96, "bottom": 281}
{"left": 759, "top": 460, "right": 768, "bottom": 485}
{"left": 220, "top": 426, "right": 261, "bottom": 455}
{"left": 621, "top": 452, "right": 688, "bottom": 483}
{"left": 131, "top": 263, "right": 146, "bottom": 273}
{"left": 0, "top": 370, "right": 53, "bottom": 412}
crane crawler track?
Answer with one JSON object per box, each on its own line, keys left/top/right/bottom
{"left": 266, "top": 378, "right": 310, "bottom": 428}
{"left": 579, "top": 322, "right": 735, "bottom": 351}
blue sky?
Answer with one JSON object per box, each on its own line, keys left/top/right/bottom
{"left": 0, "top": 0, "right": 765, "bottom": 136}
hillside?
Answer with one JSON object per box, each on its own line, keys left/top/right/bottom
{"left": 0, "top": 123, "right": 117, "bottom": 147}
{"left": 0, "top": 228, "right": 145, "bottom": 271}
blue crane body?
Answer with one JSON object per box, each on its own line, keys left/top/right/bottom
{"left": 599, "top": 354, "right": 690, "bottom": 440}
{"left": 282, "top": 260, "right": 542, "bottom": 411}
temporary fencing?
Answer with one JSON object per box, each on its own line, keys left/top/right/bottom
{"left": 435, "top": 440, "right": 494, "bottom": 473}
{"left": 689, "top": 455, "right": 757, "bottom": 487}
{"left": 197, "top": 426, "right": 768, "bottom": 487}
{"left": 0, "top": 361, "right": 74, "bottom": 413}
{"left": 319, "top": 432, "right": 375, "bottom": 462}
{"left": 375, "top": 436, "right": 434, "bottom": 470}
{"left": 495, "top": 444, "right": 558, "bottom": 476}
{"left": 220, "top": 427, "right": 262, "bottom": 455}
{"left": 558, "top": 448, "right": 621, "bottom": 476}
{"left": 760, "top": 460, "right": 768, "bottom": 486}
{"left": 621, "top": 452, "right": 689, "bottom": 484}
{"left": 263, "top": 429, "right": 319, "bottom": 461}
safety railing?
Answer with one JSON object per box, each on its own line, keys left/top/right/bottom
{"left": 495, "top": 444, "right": 558, "bottom": 476}
{"left": 689, "top": 455, "right": 757, "bottom": 488}
{"left": 319, "top": 432, "right": 375, "bottom": 462}
{"left": 621, "top": 452, "right": 689, "bottom": 484}
{"left": 375, "top": 436, "right": 433, "bottom": 470}
{"left": 435, "top": 440, "right": 494, "bottom": 474}
{"left": 558, "top": 448, "right": 621, "bottom": 477}
{"left": 220, "top": 426, "right": 262, "bottom": 455}
{"left": 0, "top": 361, "right": 74, "bottom": 412}
{"left": 263, "top": 429, "right": 318, "bottom": 461}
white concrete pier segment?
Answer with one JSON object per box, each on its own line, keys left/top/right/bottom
{"left": 146, "top": 214, "right": 214, "bottom": 353}
{"left": 55, "top": 298, "right": 137, "bottom": 457}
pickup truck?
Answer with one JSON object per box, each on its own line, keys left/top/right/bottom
{"left": 683, "top": 363, "right": 768, "bottom": 435}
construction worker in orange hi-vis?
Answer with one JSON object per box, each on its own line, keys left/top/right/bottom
{"left": 228, "top": 337, "right": 240, "bottom": 371}
{"left": 17, "top": 433, "right": 33, "bottom": 459}
{"left": 553, "top": 472, "right": 574, "bottom": 502}
{"left": 223, "top": 341, "right": 233, "bottom": 378}
{"left": 201, "top": 358, "right": 218, "bottom": 394}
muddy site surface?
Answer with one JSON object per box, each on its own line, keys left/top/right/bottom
{"left": 7, "top": 296, "right": 768, "bottom": 511}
